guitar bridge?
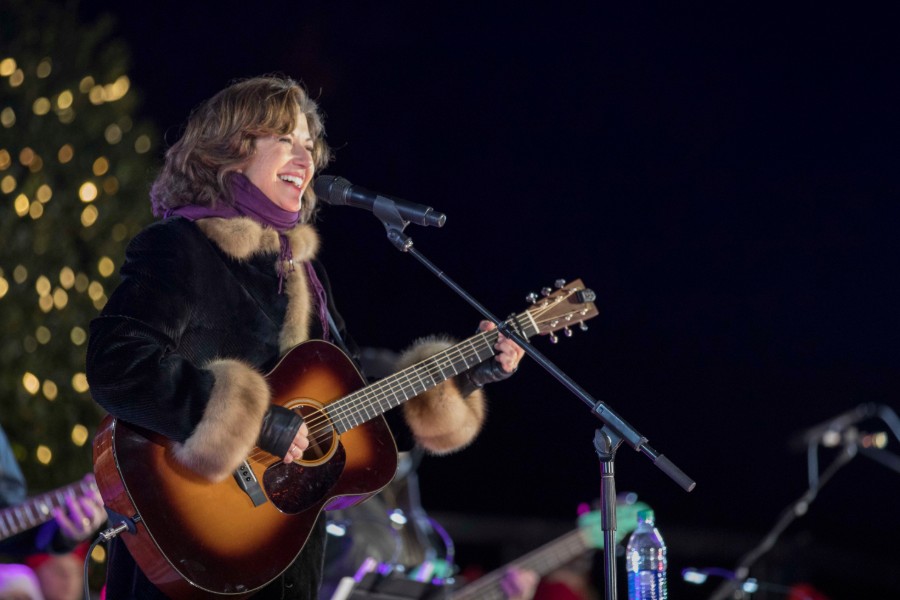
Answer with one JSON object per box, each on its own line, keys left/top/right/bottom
{"left": 233, "top": 461, "right": 268, "bottom": 507}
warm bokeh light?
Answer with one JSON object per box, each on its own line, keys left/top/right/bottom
{"left": 71, "top": 424, "right": 89, "bottom": 446}
{"left": 104, "top": 123, "right": 122, "bottom": 144}
{"left": 70, "top": 326, "right": 87, "bottom": 345}
{"left": 87, "top": 280, "right": 104, "bottom": 300}
{"left": 59, "top": 266, "right": 75, "bottom": 288}
{"left": 1, "top": 175, "right": 16, "bottom": 193}
{"left": 81, "top": 204, "right": 98, "bottom": 227}
{"left": 14, "top": 194, "right": 29, "bottom": 216}
{"left": 58, "top": 144, "right": 74, "bottom": 163}
{"left": 53, "top": 287, "right": 68, "bottom": 309}
{"left": 36, "top": 184, "right": 52, "bottom": 203}
{"left": 98, "top": 256, "right": 114, "bottom": 277}
{"left": 35, "top": 275, "right": 51, "bottom": 297}
{"left": 0, "top": 277, "right": 8, "bottom": 299}
{"left": 93, "top": 156, "right": 109, "bottom": 175}
{"left": 32, "top": 97, "right": 51, "bottom": 116}
{"left": 57, "top": 89, "right": 74, "bottom": 110}
{"left": 13, "top": 265, "right": 28, "bottom": 283}
{"left": 0, "top": 149, "right": 10, "bottom": 170}
{"left": 79, "top": 181, "right": 98, "bottom": 202}
{"left": 36, "top": 58, "right": 52, "bottom": 78}
{"left": 42, "top": 380, "right": 58, "bottom": 400}
{"left": 71, "top": 372, "right": 89, "bottom": 393}
{"left": 0, "top": 107, "right": 15, "bottom": 128}
{"left": 29, "top": 200, "right": 44, "bottom": 219}
{"left": 134, "top": 134, "right": 151, "bottom": 154}
{"left": 22, "top": 372, "right": 40, "bottom": 395}
{"left": 0, "top": 57, "right": 16, "bottom": 76}
{"left": 19, "top": 147, "right": 35, "bottom": 166}
{"left": 79, "top": 75, "right": 95, "bottom": 93}
{"left": 36, "top": 445, "right": 52, "bottom": 465}
{"left": 35, "top": 326, "right": 51, "bottom": 344}
{"left": 10, "top": 69, "right": 24, "bottom": 87}
{"left": 38, "top": 295, "right": 53, "bottom": 313}
{"left": 90, "top": 545, "right": 106, "bottom": 563}
{"left": 74, "top": 272, "right": 89, "bottom": 292}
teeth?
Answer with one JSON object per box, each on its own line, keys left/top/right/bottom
{"left": 279, "top": 175, "right": 304, "bottom": 188}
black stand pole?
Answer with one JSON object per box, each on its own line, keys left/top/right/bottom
{"left": 376, "top": 207, "right": 696, "bottom": 491}
{"left": 594, "top": 427, "right": 625, "bottom": 600}
{"left": 369, "top": 201, "right": 696, "bottom": 598}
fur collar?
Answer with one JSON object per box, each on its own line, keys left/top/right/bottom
{"left": 195, "top": 217, "right": 319, "bottom": 263}
{"left": 195, "top": 217, "right": 320, "bottom": 353}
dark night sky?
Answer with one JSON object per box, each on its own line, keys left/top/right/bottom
{"left": 78, "top": 1, "right": 900, "bottom": 596}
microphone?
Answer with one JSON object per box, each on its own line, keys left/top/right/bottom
{"left": 789, "top": 403, "right": 879, "bottom": 451}
{"left": 313, "top": 176, "right": 447, "bottom": 228}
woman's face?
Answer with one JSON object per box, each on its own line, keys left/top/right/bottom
{"left": 242, "top": 110, "right": 315, "bottom": 212}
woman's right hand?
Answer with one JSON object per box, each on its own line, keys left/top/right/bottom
{"left": 282, "top": 421, "right": 309, "bottom": 464}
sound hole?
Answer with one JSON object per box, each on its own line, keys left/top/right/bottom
{"left": 263, "top": 402, "right": 346, "bottom": 514}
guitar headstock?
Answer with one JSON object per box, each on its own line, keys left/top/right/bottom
{"left": 518, "top": 279, "right": 599, "bottom": 341}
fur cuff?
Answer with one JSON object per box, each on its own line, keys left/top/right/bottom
{"left": 397, "top": 337, "right": 487, "bottom": 455}
{"left": 173, "top": 358, "right": 270, "bottom": 481}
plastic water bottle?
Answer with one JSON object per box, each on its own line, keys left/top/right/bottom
{"left": 626, "top": 509, "right": 668, "bottom": 600}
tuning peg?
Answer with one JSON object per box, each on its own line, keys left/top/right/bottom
{"left": 526, "top": 292, "right": 539, "bottom": 304}
{"left": 564, "top": 327, "right": 573, "bottom": 337}
{"left": 579, "top": 321, "right": 589, "bottom": 332}
{"left": 554, "top": 279, "right": 567, "bottom": 289}
{"left": 541, "top": 287, "right": 552, "bottom": 297}
{"left": 549, "top": 332, "right": 559, "bottom": 344}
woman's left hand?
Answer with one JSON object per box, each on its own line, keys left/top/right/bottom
{"left": 479, "top": 320, "right": 525, "bottom": 373}
{"left": 53, "top": 476, "right": 106, "bottom": 543}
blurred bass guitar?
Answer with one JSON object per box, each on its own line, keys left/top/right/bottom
{"left": 0, "top": 475, "right": 97, "bottom": 541}
{"left": 451, "top": 501, "right": 649, "bottom": 600}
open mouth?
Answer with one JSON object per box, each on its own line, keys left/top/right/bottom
{"left": 279, "top": 174, "right": 305, "bottom": 189}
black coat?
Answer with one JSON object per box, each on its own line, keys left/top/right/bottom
{"left": 87, "top": 217, "right": 348, "bottom": 599}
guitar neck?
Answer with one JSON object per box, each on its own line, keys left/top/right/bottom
{"left": 451, "top": 528, "right": 590, "bottom": 600}
{"left": 0, "top": 478, "right": 96, "bottom": 542}
{"left": 327, "top": 313, "right": 537, "bottom": 434}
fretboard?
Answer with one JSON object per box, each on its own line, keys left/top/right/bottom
{"left": 327, "top": 313, "right": 536, "bottom": 434}
{"left": 0, "top": 476, "right": 97, "bottom": 542}
{"left": 451, "top": 527, "right": 590, "bottom": 600}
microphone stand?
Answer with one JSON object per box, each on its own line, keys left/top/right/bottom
{"left": 372, "top": 202, "right": 697, "bottom": 600}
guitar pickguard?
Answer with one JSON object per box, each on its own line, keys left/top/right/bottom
{"left": 263, "top": 443, "right": 347, "bottom": 514}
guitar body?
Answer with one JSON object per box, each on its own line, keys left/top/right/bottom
{"left": 93, "top": 341, "right": 399, "bottom": 599}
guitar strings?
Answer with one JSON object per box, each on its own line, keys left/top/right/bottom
{"left": 246, "top": 328, "right": 502, "bottom": 462}
{"left": 247, "top": 297, "right": 575, "bottom": 463}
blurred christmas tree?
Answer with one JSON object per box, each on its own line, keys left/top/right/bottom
{"left": 0, "top": 0, "right": 157, "bottom": 492}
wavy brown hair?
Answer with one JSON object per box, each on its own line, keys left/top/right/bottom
{"left": 150, "top": 75, "right": 331, "bottom": 224}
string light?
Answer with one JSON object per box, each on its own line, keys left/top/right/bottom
{"left": 58, "top": 144, "right": 74, "bottom": 163}
{"left": 43, "top": 380, "right": 58, "bottom": 401}
{"left": 59, "top": 266, "right": 75, "bottom": 288}
{"left": 0, "top": 57, "right": 16, "bottom": 76}
{"left": 71, "top": 425, "right": 89, "bottom": 446}
{"left": 0, "top": 107, "right": 14, "bottom": 128}
{"left": 79, "top": 181, "right": 98, "bottom": 202}
{"left": 22, "top": 372, "right": 40, "bottom": 395}
{"left": 70, "top": 326, "right": 86, "bottom": 345}
{"left": 1, "top": 175, "right": 16, "bottom": 193}
{"left": 81, "top": 204, "right": 98, "bottom": 227}
{"left": 36, "top": 445, "right": 52, "bottom": 465}
{"left": 71, "top": 372, "right": 89, "bottom": 393}
{"left": 97, "top": 257, "right": 114, "bottom": 277}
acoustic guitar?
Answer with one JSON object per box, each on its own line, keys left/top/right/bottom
{"left": 0, "top": 474, "right": 98, "bottom": 542}
{"left": 93, "top": 279, "right": 598, "bottom": 598}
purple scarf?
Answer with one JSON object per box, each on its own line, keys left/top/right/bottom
{"left": 161, "top": 174, "right": 330, "bottom": 340}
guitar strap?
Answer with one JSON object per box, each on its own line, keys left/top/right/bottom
{"left": 326, "top": 309, "right": 351, "bottom": 357}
